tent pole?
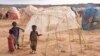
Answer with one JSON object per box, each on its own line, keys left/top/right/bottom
{"left": 44, "top": 15, "right": 51, "bottom": 56}
{"left": 21, "top": 32, "right": 25, "bottom": 46}
{"left": 55, "top": 22, "right": 61, "bottom": 56}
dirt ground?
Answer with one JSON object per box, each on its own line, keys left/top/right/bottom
{"left": 0, "top": 20, "right": 100, "bottom": 56}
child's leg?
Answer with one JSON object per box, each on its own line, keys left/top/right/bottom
{"left": 17, "top": 43, "right": 19, "bottom": 49}
{"left": 16, "top": 38, "right": 20, "bottom": 49}
{"left": 30, "top": 41, "right": 33, "bottom": 52}
{"left": 30, "top": 46, "right": 34, "bottom": 53}
{"left": 14, "top": 42, "right": 16, "bottom": 49}
{"left": 14, "top": 37, "right": 17, "bottom": 49}
{"left": 30, "top": 41, "right": 37, "bottom": 54}
{"left": 8, "top": 47, "right": 15, "bottom": 53}
{"left": 32, "top": 41, "right": 37, "bottom": 54}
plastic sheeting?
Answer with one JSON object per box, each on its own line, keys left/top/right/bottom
{"left": 82, "top": 4, "right": 98, "bottom": 30}
{"left": 7, "top": 7, "right": 20, "bottom": 19}
{"left": 24, "top": 5, "right": 38, "bottom": 16}
{"left": 95, "top": 9, "right": 100, "bottom": 21}
{"left": 25, "top": 6, "right": 80, "bottom": 35}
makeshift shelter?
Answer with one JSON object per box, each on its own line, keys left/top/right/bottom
{"left": 23, "top": 6, "right": 87, "bottom": 56}
{"left": 25, "top": 6, "right": 80, "bottom": 35}
{"left": 18, "top": 6, "right": 38, "bottom": 25}
{"left": 82, "top": 4, "right": 98, "bottom": 30}
{"left": 24, "top": 5, "right": 38, "bottom": 16}
{"left": 93, "top": 9, "right": 100, "bottom": 29}
{"left": 0, "top": 8, "right": 8, "bottom": 19}
{"left": 6, "top": 7, "right": 20, "bottom": 20}
{"left": 95, "top": 9, "right": 100, "bottom": 21}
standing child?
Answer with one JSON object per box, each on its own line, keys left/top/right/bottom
{"left": 10, "top": 21, "right": 24, "bottom": 49}
{"left": 8, "top": 29, "right": 15, "bottom": 53}
{"left": 30, "top": 25, "right": 41, "bottom": 54}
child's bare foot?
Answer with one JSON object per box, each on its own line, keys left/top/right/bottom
{"left": 8, "top": 51, "right": 14, "bottom": 54}
{"left": 30, "top": 51, "right": 36, "bottom": 54}
{"left": 17, "top": 47, "right": 20, "bottom": 50}
{"left": 30, "top": 50, "right": 34, "bottom": 54}
{"left": 17, "top": 46, "right": 20, "bottom": 50}
{"left": 34, "top": 51, "right": 36, "bottom": 54}
{"left": 30, "top": 51, "right": 33, "bottom": 54}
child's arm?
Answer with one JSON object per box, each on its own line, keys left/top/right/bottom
{"left": 38, "top": 34, "right": 42, "bottom": 36}
{"left": 30, "top": 32, "right": 32, "bottom": 41}
{"left": 19, "top": 27, "right": 24, "bottom": 32}
{"left": 36, "top": 31, "right": 42, "bottom": 36}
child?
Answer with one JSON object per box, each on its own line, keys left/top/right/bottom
{"left": 8, "top": 29, "right": 15, "bottom": 53}
{"left": 10, "top": 21, "right": 24, "bottom": 49}
{"left": 30, "top": 25, "right": 41, "bottom": 54}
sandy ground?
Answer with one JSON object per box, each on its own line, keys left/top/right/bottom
{"left": 0, "top": 20, "right": 100, "bottom": 56}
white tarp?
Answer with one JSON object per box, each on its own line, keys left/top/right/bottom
{"left": 24, "top": 5, "right": 38, "bottom": 16}
{"left": 25, "top": 6, "right": 80, "bottom": 35}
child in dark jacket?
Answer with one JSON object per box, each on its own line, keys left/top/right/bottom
{"left": 10, "top": 21, "right": 24, "bottom": 49}
{"left": 30, "top": 25, "right": 41, "bottom": 54}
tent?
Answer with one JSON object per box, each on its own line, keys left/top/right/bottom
{"left": 82, "top": 4, "right": 100, "bottom": 30}
{"left": 25, "top": 6, "right": 80, "bottom": 35}
{"left": 94, "top": 9, "right": 100, "bottom": 29}
{"left": 95, "top": 9, "right": 100, "bottom": 21}
{"left": 24, "top": 5, "right": 38, "bottom": 16}
{"left": 0, "top": 8, "right": 9, "bottom": 19}
{"left": 6, "top": 7, "right": 20, "bottom": 20}
{"left": 18, "top": 5, "right": 38, "bottom": 25}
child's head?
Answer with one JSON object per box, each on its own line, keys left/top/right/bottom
{"left": 12, "top": 21, "right": 17, "bottom": 27}
{"left": 9, "top": 29, "right": 13, "bottom": 34}
{"left": 32, "top": 25, "right": 37, "bottom": 31}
